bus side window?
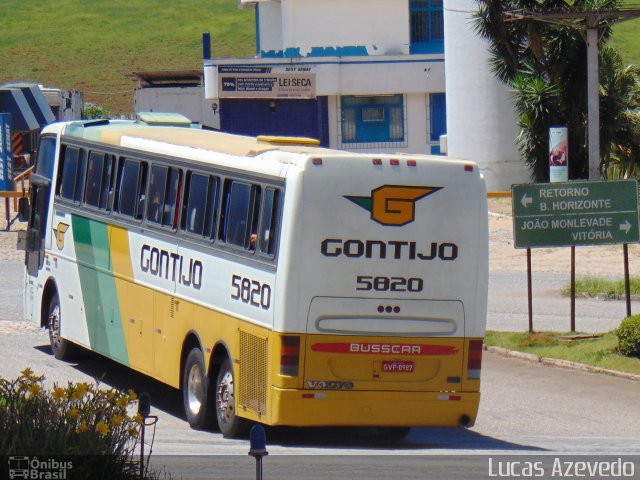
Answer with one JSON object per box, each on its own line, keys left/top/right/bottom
{"left": 220, "top": 180, "right": 259, "bottom": 249}
{"left": 99, "top": 155, "right": 115, "bottom": 211}
{"left": 146, "top": 165, "right": 168, "bottom": 224}
{"left": 72, "top": 149, "right": 87, "bottom": 204}
{"left": 203, "top": 176, "right": 219, "bottom": 238}
{"left": 58, "top": 146, "right": 80, "bottom": 200}
{"left": 115, "top": 158, "right": 147, "bottom": 219}
{"left": 183, "top": 172, "right": 208, "bottom": 236}
{"left": 84, "top": 152, "right": 105, "bottom": 208}
{"left": 259, "top": 188, "right": 280, "bottom": 255}
{"left": 163, "top": 167, "right": 182, "bottom": 229}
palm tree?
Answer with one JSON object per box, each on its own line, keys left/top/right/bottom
{"left": 473, "top": 0, "right": 640, "bottom": 181}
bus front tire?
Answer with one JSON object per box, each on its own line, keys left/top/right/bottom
{"left": 48, "top": 292, "right": 78, "bottom": 361}
{"left": 215, "top": 358, "right": 250, "bottom": 438}
{"left": 183, "top": 348, "right": 217, "bottom": 430}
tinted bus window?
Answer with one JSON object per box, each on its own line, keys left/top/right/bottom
{"left": 117, "top": 159, "right": 147, "bottom": 219}
{"left": 146, "top": 165, "right": 168, "bottom": 224}
{"left": 84, "top": 152, "right": 105, "bottom": 207}
{"left": 221, "top": 180, "right": 256, "bottom": 248}
{"left": 185, "top": 173, "right": 207, "bottom": 236}
{"left": 73, "top": 150, "right": 87, "bottom": 204}
{"left": 163, "top": 167, "right": 182, "bottom": 228}
{"left": 260, "top": 188, "right": 280, "bottom": 255}
{"left": 35, "top": 136, "right": 56, "bottom": 180}
{"left": 99, "top": 156, "right": 115, "bottom": 211}
{"left": 59, "top": 146, "right": 80, "bottom": 200}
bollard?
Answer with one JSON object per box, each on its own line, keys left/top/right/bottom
{"left": 137, "top": 392, "right": 158, "bottom": 480}
{"left": 248, "top": 424, "right": 268, "bottom": 480}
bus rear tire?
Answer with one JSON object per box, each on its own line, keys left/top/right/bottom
{"left": 48, "top": 291, "right": 78, "bottom": 361}
{"left": 215, "top": 357, "right": 250, "bottom": 438}
{"left": 183, "top": 348, "right": 217, "bottom": 430}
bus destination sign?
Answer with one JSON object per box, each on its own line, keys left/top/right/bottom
{"left": 512, "top": 180, "right": 640, "bottom": 248}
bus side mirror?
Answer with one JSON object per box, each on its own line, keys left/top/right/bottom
{"left": 18, "top": 197, "right": 30, "bottom": 223}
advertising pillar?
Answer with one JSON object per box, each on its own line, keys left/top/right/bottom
{"left": 549, "top": 126, "right": 568, "bottom": 183}
{"left": 0, "top": 112, "right": 14, "bottom": 191}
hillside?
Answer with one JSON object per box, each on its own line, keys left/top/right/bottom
{"left": 0, "top": 0, "right": 255, "bottom": 115}
{"left": 0, "top": 1, "right": 638, "bottom": 116}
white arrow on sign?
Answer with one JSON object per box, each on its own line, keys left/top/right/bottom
{"left": 620, "top": 220, "right": 632, "bottom": 234}
{"left": 521, "top": 194, "right": 533, "bottom": 208}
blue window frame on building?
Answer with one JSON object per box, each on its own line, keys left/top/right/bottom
{"left": 430, "top": 93, "right": 446, "bottom": 154}
{"left": 341, "top": 95, "right": 405, "bottom": 146}
{"left": 410, "top": 0, "right": 444, "bottom": 54}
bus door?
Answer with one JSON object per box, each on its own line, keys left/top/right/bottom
{"left": 23, "top": 136, "right": 57, "bottom": 322}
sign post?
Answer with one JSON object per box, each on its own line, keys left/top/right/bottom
{"left": 512, "top": 180, "right": 640, "bottom": 331}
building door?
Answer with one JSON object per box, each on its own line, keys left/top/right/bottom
{"left": 220, "top": 97, "right": 329, "bottom": 146}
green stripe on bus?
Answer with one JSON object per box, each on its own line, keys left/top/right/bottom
{"left": 72, "top": 215, "right": 129, "bottom": 365}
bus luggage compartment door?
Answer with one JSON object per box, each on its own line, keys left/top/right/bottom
{"left": 304, "top": 297, "right": 466, "bottom": 392}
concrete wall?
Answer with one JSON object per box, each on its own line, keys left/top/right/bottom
{"left": 259, "top": 0, "right": 410, "bottom": 57}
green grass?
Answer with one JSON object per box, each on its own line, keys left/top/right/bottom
{"left": 0, "top": 0, "right": 255, "bottom": 114}
{"left": 0, "top": 1, "right": 638, "bottom": 115}
{"left": 485, "top": 330, "right": 640, "bottom": 376}
{"left": 610, "top": 0, "right": 640, "bottom": 68}
{"left": 562, "top": 276, "right": 640, "bottom": 299}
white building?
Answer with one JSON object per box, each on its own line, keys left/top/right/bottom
{"left": 134, "top": 0, "right": 527, "bottom": 189}
{"left": 202, "top": 0, "right": 448, "bottom": 156}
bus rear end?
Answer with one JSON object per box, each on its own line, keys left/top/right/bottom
{"left": 271, "top": 153, "right": 488, "bottom": 430}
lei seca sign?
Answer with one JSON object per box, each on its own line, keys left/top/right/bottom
{"left": 512, "top": 180, "right": 640, "bottom": 248}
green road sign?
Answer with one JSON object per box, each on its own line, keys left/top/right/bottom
{"left": 512, "top": 180, "right": 640, "bottom": 248}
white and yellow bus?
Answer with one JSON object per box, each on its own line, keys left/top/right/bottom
{"left": 22, "top": 118, "right": 488, "bottom": 438}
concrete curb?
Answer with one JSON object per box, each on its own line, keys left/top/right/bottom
{"left": 486, "top": 346, "right": 640, "bottom": 382}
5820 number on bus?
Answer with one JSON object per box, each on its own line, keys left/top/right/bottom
{"left": 231, "top": 275, "right": 271, "bottom": 310}
{"left": 356, "top": 275, "right": 423, "bottom": 292}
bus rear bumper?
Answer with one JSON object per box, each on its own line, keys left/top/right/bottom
{"left": 269, "top": 387, "right": 480, "bottom": 427}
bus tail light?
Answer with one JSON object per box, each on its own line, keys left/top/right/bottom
{"left": 280, "top": 336, "right": 300, "bottom": 376}
{"left": 467, "top": 339, "right": 483, "bottom": 380}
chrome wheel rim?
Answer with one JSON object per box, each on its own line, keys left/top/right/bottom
{"left": 187, "top": 363, "right": 204, "bottom": 416}
{"left": 216, "top": 370, "right": 235, "bottom": 427}
{"left": 48, "top": 303, "right": 62, "bottom": 351}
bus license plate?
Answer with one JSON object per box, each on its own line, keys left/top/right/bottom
{"left": 381, "top": 360, "right": 414, "bottom": 373}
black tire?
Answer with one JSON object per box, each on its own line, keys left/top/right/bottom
{"left": 215, "top": 357, "right": 250, "bottom": 438}
{"left": 182, "top": 348, "right": 217, "bottom": 430}
{"left": 374, "top": 426, "right": 411, "bottom": 441}
{"left": 48, "top": 291, "right": 78, "bottom": 361}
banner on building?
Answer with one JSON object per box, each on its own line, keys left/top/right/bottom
{"left": 549, "top": 126, "right": 568, "bottom": 183}
{"left": 218, "top": 66, "right": 316, "bottom": 99}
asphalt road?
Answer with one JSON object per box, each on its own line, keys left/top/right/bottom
{"left": 1, "top": 260, "right": 639, "bottom": 479}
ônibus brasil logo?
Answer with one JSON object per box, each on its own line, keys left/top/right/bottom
{"left": 344, "top": 185, "right": 442, "bottom": 226}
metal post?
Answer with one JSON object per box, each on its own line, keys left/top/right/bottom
{"left": 586, "top": 26, "right": 600, "bottom": 180}
{"left": 624, "top": 243, "right": 631, "bottom": 317}
{"left": 138, "top": 393, "right": 151, "bottom": 480}
{"left": 570, "top": 246, "right": 576, "bottom": 332}
{"left": 527, "top": 248, "right": 533, "bottom": 333}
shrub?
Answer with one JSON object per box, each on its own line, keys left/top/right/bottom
{"left": 0, "top": 369, "right": 153, "bottom": 479}
{"left": 615, "top": 315, "right": 640, "bottom": 357}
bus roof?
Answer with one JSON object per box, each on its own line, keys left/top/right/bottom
{"left": 61, "top": 120, "right": 340, "bottom": 158}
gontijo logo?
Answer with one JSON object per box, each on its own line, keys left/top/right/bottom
{"left": 344, "top": 185, "right": 441, "bottom": 226}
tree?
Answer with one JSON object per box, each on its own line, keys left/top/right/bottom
{"left": 473, "top": 0, "right": 640, "bottom": 181}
